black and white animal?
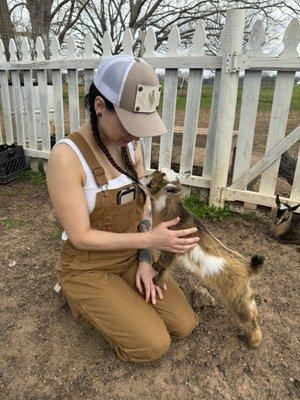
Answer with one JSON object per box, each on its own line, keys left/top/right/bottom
{"left": 271, "top": 194, "right": 300, "bottom": 246}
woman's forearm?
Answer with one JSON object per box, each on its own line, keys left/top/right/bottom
{"left": 71, "top": 196, "right": 154, "bottom": 252}
{"left": 138, "top": 195, "right": 153, "bottom": 264}
{"left": 73, "top": 229, "right": 151, "bottom": 251}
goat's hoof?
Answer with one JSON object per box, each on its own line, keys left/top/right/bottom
{"left": 192, "top": 288, "right": 216, "bottom": 308}
{"left": 247, "top": 327, "right": 262, "bottom": 348}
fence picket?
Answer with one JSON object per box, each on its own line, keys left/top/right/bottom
{"left": 180, "top": 22, "right": 205, "bottom": 196}
{"left": 0, "top": 38, "right": 13, "bottom": 144}
{"left": 202, "top": 24, "right": 225, "bottom": 178}
{"left": 158, "top": 24, "right": 180, "bottom": 169}
{"left": 50, "top": 36, "right": 65, "bottom": 141}
{"left": 290, "top": 146, "right": 300, "bottom": 200}
{"left": 83, "top": 32, "right": 97, "bottom": 122}
{"left": 259, "top": 71, "right": 295, "bottom": 195}
{"left": 209, "top": 9, "right": 246, "bottom": 207}
{"left": 9, "top": 38, "right": 26, "bottom": 146}
{"left": 67, "top": 36, "right": 80, "bottom": 132}
{"left": 36, "top": 37, "right": 51, "bottom": 157}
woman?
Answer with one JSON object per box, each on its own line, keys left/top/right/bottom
{"left": 46, "top": 54, "right": 200, "bottom": 363}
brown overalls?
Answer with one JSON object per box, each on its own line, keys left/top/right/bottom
{"left": 55, "top": 131, "right": 199, "bottom": 363}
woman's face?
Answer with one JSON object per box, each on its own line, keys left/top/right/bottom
{"left": 94, "top": 95, "right": 139, "bottom": 147}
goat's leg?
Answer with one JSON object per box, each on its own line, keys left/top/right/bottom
{"left": 152, "top": 251, "right": 176, "bottom": 288}
{"left": 230, "top": 288, "right": 262, "bottom": 348}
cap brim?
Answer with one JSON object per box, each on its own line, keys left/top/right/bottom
{"left": 114, "top": 105, "right": 167, "bottom": 138}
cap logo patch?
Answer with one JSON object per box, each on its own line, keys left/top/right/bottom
{"left": 134, "top": 84, "right": 161, "bottom": 112}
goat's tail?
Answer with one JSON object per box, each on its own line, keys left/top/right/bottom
{"left": 247, "top": 253, "right": 265, "bottom": 275}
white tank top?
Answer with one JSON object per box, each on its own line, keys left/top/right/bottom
{"left": 55, "top": 138, "right": 136, "bottom": 241}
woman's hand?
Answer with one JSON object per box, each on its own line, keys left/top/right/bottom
{"left": 146, "top": 216, "right": 200, "bottom": 253}
{"left": 135, "top": 262, "right": 167, "bottom": 305}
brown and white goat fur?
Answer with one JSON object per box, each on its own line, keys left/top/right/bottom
{"left": 141, "top": 169, "right": 265, "bottom": 348}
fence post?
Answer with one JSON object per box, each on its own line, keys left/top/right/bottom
{"left": 209, "top": 9, "right": 245, "bottom": 207}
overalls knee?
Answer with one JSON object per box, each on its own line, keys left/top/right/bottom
{"left": 55, "top": 131, "right": 199, "bottom": 363}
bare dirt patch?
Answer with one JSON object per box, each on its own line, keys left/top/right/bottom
{"left": 0, "top": 178, "right": 299, "bottom": 399}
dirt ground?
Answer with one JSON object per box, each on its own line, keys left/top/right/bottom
{"left": 0, "top": 176, "right": 299, "bottom": 400}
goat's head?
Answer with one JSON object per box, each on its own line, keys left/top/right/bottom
{"left": 274, "top": 194, "right": 300, "bottom": 226}
{"left": 140, "top": 168, "right": 188, "bottom": 212}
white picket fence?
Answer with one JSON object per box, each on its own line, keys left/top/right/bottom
{"left": 0, "top": 9, "right": 299, "bottom": 211}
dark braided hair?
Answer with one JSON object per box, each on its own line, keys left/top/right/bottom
{"left": 84, "top": 82, "right": 139, "bottom": 183}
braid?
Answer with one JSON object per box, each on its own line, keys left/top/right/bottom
{"left": 90, "top": 108, "right": 138, "bottom": 183}
{"left": 121, "top": 146, "right": 139, "bottom": 181}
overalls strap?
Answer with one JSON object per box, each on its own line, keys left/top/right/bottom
{"left": 67, "top": 131, "right": 108, "bottom": 186}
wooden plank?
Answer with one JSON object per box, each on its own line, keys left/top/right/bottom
{"left": 223, "top": 187, "right": 300, "bottom": 214}
{"left": 140, "top": 137, "right": 152, "bottom": 170}
{"left": 23, "top": 69, "right": 38, "bottom": 170}
{"left": 179, "top": 20, "right": 206, "bottom": 197}
{"left": 23, "top": 148, "right": 50, "bottom": 159}
{"left": 0, "top": 56, "right": 222, "bottom": 71}
{"left": 23, "top": 70, "right": 37, "bottom": 148}
{"left": 52, "top": 70, "right": 65, "bottom": 141}
{"left": 209, "top": 9, "right": 246, "bottom": 207}
{"left": 67, "top": 69, "right": 80, "bottom": 132}
{"left": 11, "top": 70, "right": 26, "bottom": 147}
{"left": 0, "top": 70, "right": 14, "bottom": 143}
{"left": 232, "top": 70, "right": 262, "bottom": 182}
{"left": 83, "top": 69, "right": 94, "bottom": 121}
{"left": 1, "top": 56, "right": 300, "bottom": 73}
{"left": 259, "top": 71, "right": 295, "bottom": 195}
{"left": 202, "top": 69, "right": 221, "bottom": 177}
{"left": 158, "top": 69, "right": 178, "bottom": 169}
{"left": 180, "top": 69, "right": 203, "bottom": 180}
{"left": 0, "top": 116, "right": 3, "bottom": 143}
{"left": 247, "top": 58, "right": 300, "bottom": 71}
{"left": 230, "top": 125, "right": 300, "bottom": 189}
{"left": 37, "top": 69, "right": 51, "bottom": 152}
{"left": 290, "top": 145, "right": 300, "bottom": 200}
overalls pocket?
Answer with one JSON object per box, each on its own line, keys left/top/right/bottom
{"left": 102, "top": 200, "right": 137, "bottom": 233}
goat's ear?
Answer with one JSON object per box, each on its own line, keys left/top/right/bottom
{"left": 275, "top": 194, "right": 281, "bottom": 207}
{"left": 165, "top": 183, "right": 181, "bottom": 193}
{"left": 290, "top": 203, "right": 300, "bottom": 212}
{"left": 178, "top": 171, "right": 191, "bottom": 182}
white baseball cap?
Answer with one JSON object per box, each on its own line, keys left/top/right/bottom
{"left": 93, "top": 54, "right": 167, "bottom": 138}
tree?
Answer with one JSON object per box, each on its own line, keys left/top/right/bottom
{"left": 1, "top": 0, "right": 299, "bottom": 59}
{"left": 0, "top": 0, "right": 15, "bottom": 59}
{"left": 0, "top": 0, "right": 90, "bottom": 59}
{"left": 72, "top": 0, "right": 300, "bottom": 56}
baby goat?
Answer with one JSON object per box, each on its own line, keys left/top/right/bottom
{"left": 141, "top": 169, "right": 265, "bottom": 348}
{"left": 271, "top": 194, "right": 300, "bottom": 246}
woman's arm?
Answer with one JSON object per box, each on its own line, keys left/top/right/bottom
{"left": 133, "top": 141, "right": 167, "bottom": 304}
{"left": 133, "top": 140, "right": 154, "bottom": 265}
{"left": 46, "top": 143, "right": 149, "bottom": 251}
{"left": 46, "top": 143, "right": 199, "bottom": 253}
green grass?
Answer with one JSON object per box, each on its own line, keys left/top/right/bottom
{"left": 165, "top": 83, "right": 300, "bottom": 112}
{"left": 70, "top": 83, "right": 300, "bottom": 113}
{"left": 52, "top": 230, "right": 62, "bottom": 240}
{"left": 17, "top": 169, "right": 47, "bottom": 186}
{"left": 183, "top": 193, "right": 252, "bottom": 222}
{"left": 2, "top": 218, "right": 24, "bottom": 230}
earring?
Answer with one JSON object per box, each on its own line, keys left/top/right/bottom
{"left": 97, "top": 112, "right": 102, "bottom": 117}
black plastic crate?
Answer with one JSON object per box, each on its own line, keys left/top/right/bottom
{"left": 0, "top": 143, "right": 28, "bottom": 184}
